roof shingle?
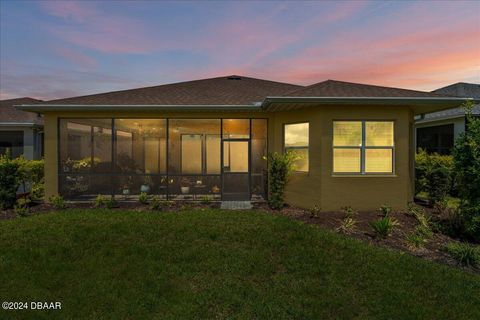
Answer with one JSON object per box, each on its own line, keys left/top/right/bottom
{"left": 0, "top": 97, "right": 43, "bottom": 125}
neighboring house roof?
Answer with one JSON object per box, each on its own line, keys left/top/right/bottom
{"left": 38, "top": 75, "right": 303, "bottom": 106}
{"left": 16, "top": 75, "right": 468, "bottom": 115}
{"left": 416, "top": 82, "right": 480, "bottom": 123}
{"left": 281, "top": 79, "right": 447, "bottom": 98}
{"left": 0, "top": 97, "right": 43, "bottom": 125}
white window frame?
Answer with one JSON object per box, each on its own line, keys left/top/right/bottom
{"left": 333, "top": 120, "right": 395, "bottom": 175}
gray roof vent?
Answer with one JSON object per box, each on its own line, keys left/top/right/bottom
{"left": 227, "top": 75, "right": 242, "bottom": 80}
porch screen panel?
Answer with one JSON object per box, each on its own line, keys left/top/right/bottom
{"left": 251, "top": 119, "right": 268, "bottom": 199}
{"left": 181, "top": 134, "right": 202, "bottom": 174}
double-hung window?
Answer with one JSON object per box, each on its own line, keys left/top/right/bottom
{"left": 284, "top": 122, "right": 309, "bottom": 172}
{"left": 333, "top": 121, "right": 394, "bottom": 174}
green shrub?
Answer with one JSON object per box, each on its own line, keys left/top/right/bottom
{"left": 309, "top": 205, "right": 321, "bottom": 218}
{"left": 452, "top": 102, "right": 480, "bottom": 242}
{"left": 336, "top": 217, "right": 357, "bottom": 234}
{"left": 105, "top": 197, "right": 118, "bottom": 209}
{"left": 94, "top": 194, "right": 106, "bottom": 208}
{"left": 150, "top": 197, "right": 162, "bottom": 211}
{"left": 379, "top": 204, "right": 392, "bottom": 217}
{"left": 415, "top": 224, "right": 433, "bottom": 239}
{"left": 15, "top": 157, "right": 45, "bottom": 201}
{"left": 445, "top": 242, "right": 479, "bottom": 267}
{"left": 415, "top": 149, "right": 454, "bottom": 203}
{"left": 200, "top": 196, "right": 211, "bottom": 205}
{"left": 138, "top": 192, "right": 149, "bottom": 204}
{"left": 342, "top": 206, "right": 357, "bottom": 219}
{"left": 14, "top": 202, "right": 30, "bottom": 217}
{"left": 49, "top": 195, "right": 66, "bottom": 210}
{"left": 0, "top": 150, "right": 22, "bottom": 209}
{"left": 406, "top": 232, "right": 427, "bottom": 248}
{"left": 369, "top": 217, "right": 399, "bottom": 239}
{"left": 266, "top": 151, "right": 299, "bottom": 210}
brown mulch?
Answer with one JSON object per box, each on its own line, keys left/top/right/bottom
{"left": 1, "top": 200, "right": 478, "bottom": 273}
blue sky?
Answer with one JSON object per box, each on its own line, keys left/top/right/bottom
{"left": 1, "top": 0, "right": 479, "bottom": 100}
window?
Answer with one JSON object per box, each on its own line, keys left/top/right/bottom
{"left": 284, "top": 122, "right": 309, "bottom": 172}
{"left": 416, "top": 124, "right": 453, "bottom": 155}
{"left": 0, "top": 131, "right": 23, "bottom": 158}
{"left": 333, "top": 121, "right": 394, "bottom": 174}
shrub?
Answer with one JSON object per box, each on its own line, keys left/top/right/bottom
{"left": 49, "top": 195, "right": 66, "bottom": 210}
{"left": 369, "top": 217, "right": 399, "bottom": 239}
{"left": 200, "top": 196, "right": 211, "bottom": 205}
{"left": 336, "top": 217, "right": 356, "bottom": 234}
{"left": 379, "top": 204, "right": 392, "bottom": 217}
{"left": 445, "top": 242, "right": 479, "bottom": 267}
{"left": 150, "top": 197, "right": 162, "bottom": 211}
{"left": 309, "top": 205, "right": 321, "bottom": 218}
{"left": 105, "top": 197, "right": 118, "bottom": 209}
{"left": 415, "top": 224, "right": 433, "bottom": 239}
{"left": 94, "top": 194, "right": 106, "bottom": 208}
{"left": 342, "top": 206, "right": 357, "bottom": 219}
{"left": 14, "top": 202, "right": 30, "bottom": 217}
{"left": 266, "top": 151, "right": 299, "bottom": 210}
{"left": 138, "top": 192, "right": 149, "bottom": 204}
{"left": 415, "top": 149, "right": 454, "bottom": 203}
{"left": 406, "top": 232, "right": 427, "bottom": 248}
{"left": 0, "top": 150, "right": 22, "bottom": 209}
{"left": 452, "top": 102, "right": 480, "bottom": 242}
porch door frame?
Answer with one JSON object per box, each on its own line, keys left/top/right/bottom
{"left": 221, "top": 118, "right": 251, "bottom": 201}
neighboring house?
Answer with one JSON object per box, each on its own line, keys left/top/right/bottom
{"left": 415, "top": 82, "right": 480, "bottom": 154}
{"left": 17, "top": 76, "right": 467, "bottom": 211}
{"left": 0, "top": 97, "right": 44, "bottom": 159}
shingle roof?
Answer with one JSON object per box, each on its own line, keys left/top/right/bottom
{"left": 282, "top": 80, "right": 448, "bottom": 98}
{"left": 41, "top": 75, "right": 303, "bottom": 106}
{"left": 418, "top": 82, "right": 480, "bottom": 121}
{"left": 0, "top": 97, "right": 43, "bottom": 125}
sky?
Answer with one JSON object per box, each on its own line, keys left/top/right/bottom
{"left": 0, "top": 0, "right": 479, "bottom": 100}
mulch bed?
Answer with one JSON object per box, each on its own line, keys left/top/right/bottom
{"left": 2, "top": 200, "right": 478, "bottom": 273}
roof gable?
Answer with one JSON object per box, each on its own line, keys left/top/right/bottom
{"left": 0, "top": 97, "right": 43, "bottom": 125}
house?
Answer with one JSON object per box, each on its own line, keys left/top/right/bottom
{"left": 0, "top": 97, "right": 44, "bottom": 159}
{"left": 415, "top": 82, "right": 480, "bottom": 154}
{"left": 16, "top": 76, "right": 468, "bottom": 211}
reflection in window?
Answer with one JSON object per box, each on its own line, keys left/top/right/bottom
{"left": 59, "top": 119, "right": 112, "bottom": 173}
{"left": 284, "top": 122, "right": 309, "bottom": 172}
{"left": 333, "top": 121, "right": 394, "bottom": 174}
{"left": 223, "top": 141, "right": 248, "bottom": 173}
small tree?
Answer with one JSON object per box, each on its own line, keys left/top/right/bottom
{"left": 266, "top": 151, "right": 299, "bottom": 209}
{"left": 453, "top": 101, "right": 480, "bottom": 241}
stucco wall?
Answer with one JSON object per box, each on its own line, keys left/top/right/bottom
{"left": 43, "top": 107, "right": 414, "bottom": 211}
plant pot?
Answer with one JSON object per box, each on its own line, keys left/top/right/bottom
{"left": 122, "top": 189, "right": 130, "bottom": 195}
{"left": 140, "top": 185, "right": 150, "bottom": 193}
{"left": 181, "top": 186, "right": 190, "bottom": 194}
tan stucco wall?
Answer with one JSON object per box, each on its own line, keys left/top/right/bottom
{"left": 43, "top": 107, "right": 414, "bottom": 211}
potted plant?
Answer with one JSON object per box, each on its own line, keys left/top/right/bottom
{"left": 180, "top": 177, "right": 191, "bottom": 194}
{"left": 211, "top": 185, "right": 220, "bottom": 194}
{"left": 121, "top": 176, "right": 133, "bottom": 199}
{"left": 141, "top": 176, "right": 152, "bottom": 193}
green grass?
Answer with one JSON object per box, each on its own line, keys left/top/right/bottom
{"left": 1, "top": 209, "right": 479, "bottom": 319}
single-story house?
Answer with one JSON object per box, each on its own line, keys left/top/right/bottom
{"left": 415, "top": 82, "right": 480, "bottom": 154}
{"left": 16, "top": 76, "right": 468, "bottom": 211}
{"left": 0, "top": 97, "right": 44, "bottom": 159}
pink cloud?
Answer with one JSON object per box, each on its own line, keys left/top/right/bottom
{"left": 55, "top": 47, "right": 96, "bottom": 68}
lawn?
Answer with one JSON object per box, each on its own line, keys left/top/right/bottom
{"left": 1, "top": 209, "right": 479, "bottom": 319}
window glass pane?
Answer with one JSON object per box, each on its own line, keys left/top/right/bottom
{"left": 115, "top": 119, "right": 166, "bottom": 173}
{"left": 365, "top": 149, "right": 393, "bottom": 173}
{"left": 284, "top": 123, "right": 309, "bottom": 147}
{"left": 222, "top": 119, "right": 249, "bottom": 138}
{"left": 333, "top": 121, "right": 362, "bottom": 147}
{"left": 181, "top": 134, "right": 202, "bottom": 174}
{"left": 333, "top": 149, "right": 361, "bottom": 173}
{"left": 286, "top": 147, "right": 309, "bottom": 172}
{"left": 59, "top": 119, "right": 112, "bottom": 173}
{"left": 366, "top": 122, "right": 394, "bottom": 147}
{"left": 0, "top": 131, "right": 23, "bottom": 158}
{"left": 223, "top": 141, "right": 248, "bottom": 173}
{"left": 168, "top": 119, "right": 220, "bottom": 174}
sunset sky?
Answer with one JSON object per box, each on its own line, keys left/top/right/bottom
{"left": 1, "top": 0, "right": 479, "bottom": 100}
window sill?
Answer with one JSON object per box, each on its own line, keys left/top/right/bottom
{"left": 331, "top": 174, "right": 397, "bottom": 178}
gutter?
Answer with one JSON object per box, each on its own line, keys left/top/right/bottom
{"left": 0, "top": 122, "right": 43, "bottom": 127}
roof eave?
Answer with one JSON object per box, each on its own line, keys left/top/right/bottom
{"left": 262, "top": 96, "right": 471, "bottom": 114}
{"left": 15, "top": 104, "right": 263, "bottom": 113}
